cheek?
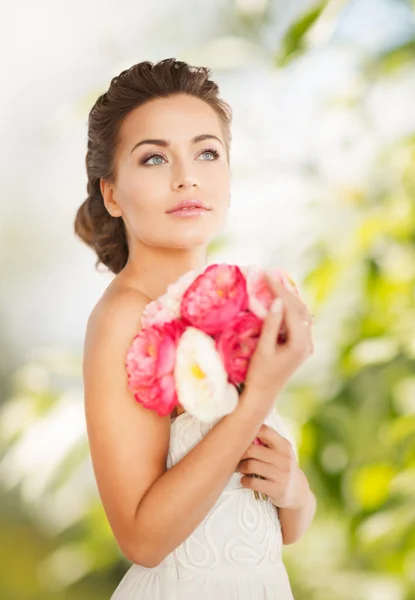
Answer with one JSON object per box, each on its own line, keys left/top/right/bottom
{"left": 123, "top": 175, "right": 165, "bottom": 216}
{"left": 209, "top": 163, "right": 231, "bottom": 189}
{"left": 133, "top": 170, "right": 162, "bottom": 195}
{"left": 207, "top": 203, "right": 229, "bottom": 240}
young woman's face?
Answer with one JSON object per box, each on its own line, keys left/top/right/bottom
{"left": 105, "top": 93, "right": 231, "bottom": 250}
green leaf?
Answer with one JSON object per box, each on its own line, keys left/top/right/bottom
{"left": 371, "top": 38, "right": 415, "bottom": 75}
{"left": 275, "top": 1, "right": 327, "bottom": 67}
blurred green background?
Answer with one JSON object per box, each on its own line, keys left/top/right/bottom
{"left": 1, "top": 0, "right": 414, "bottom": 598}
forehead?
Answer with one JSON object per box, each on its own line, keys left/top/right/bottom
{"left": 117, "top": 93, "right": 224, "bottom": 151}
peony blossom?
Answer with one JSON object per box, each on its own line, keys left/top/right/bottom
{"left": 180, "top": 263, "right": 248, "bottom": 336}
{"left": 174, "top": 327, "right": 239, "bottom": 422}
{"left": 126, "top": 319, "right": 186, "bottom": 417}
{"left": 215, "top": 311, "right": 262, "bottom": 386}
{"left": 270, "top": 266, "right": 302, "bottom": 299}
{"left": 241, "top": 265, "right": 300, "bottom": 319}
{"left": 141, "top": 270, "right": 200, "bottom": 328}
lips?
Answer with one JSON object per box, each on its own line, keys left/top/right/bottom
{"left": 170, "top": 206, "right": 208, "bottom": 213}
{"left": 167, "top": 200, "right": 209, "bottom": 213}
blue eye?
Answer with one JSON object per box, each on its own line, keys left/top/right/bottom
{"left": 142, "top": 154, "right": 166, "bottom": 166}
{"left": 140, "top": 147, "right": 220, "bottom": 166}
{"left": 199, "top": 148, "right": 220, "bottom": 160}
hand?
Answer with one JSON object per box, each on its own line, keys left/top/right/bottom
{"left": 244, "top": 272, "right": 315, "bottom": 401}
{"left": 235, "top": 423, "right": 310, "bottom": 509}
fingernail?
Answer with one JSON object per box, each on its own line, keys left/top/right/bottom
{"left": 270, "top": 297, "right": 282, "bottom": 314}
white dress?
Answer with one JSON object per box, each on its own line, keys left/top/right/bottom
{"left": 111, "top": 407, "right": 297, "bottom": 599}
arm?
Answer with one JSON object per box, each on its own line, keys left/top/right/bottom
{"left": 83, "top": 288, "right": 283, "bottom": 569}
{"left": 279, "top": 477, "right": 317, "bottom": 545}
{"left": 277, "top": 425, "right": 317, "bottom": 545}
{"left": 235, "top": 420, "right": 317, "bottom": 546}
{"left": 134, "top": 388, "right": 282, "bottom": 566}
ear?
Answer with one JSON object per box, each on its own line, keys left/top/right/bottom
{"left": 100, "top": 178, "right": 123, "bottom": 217}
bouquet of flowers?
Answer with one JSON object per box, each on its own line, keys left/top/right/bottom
{"left": 125, "top": 263, "right": 301, "bottom": 500}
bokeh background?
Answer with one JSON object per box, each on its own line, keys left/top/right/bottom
{"left": 1, "top": 0, "right": 415, "bottom": 598}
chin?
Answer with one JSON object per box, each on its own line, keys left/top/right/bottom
{"left": 172, "top": 221, "right": 223, "bottom": 244}
{"left": 154, "top": 210, "right": 227, "bottom": 247}
{"left": 171, "top": 233, "right": 213, "bottom": 248}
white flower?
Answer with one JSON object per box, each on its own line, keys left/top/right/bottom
{"left": 141, "top": 269, "right": 201, "bottom": 328}
{"left": 174, "top": 327, "right": 239, "bottom": 423}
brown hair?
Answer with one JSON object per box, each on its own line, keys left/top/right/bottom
{"left": 74, "top": 58, "right": 233, "bottom": 275}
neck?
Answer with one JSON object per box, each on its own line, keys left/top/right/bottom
{"left": 123, "top": 243, "right": 209, "bottom": 299}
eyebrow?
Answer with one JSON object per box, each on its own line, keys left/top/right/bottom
{"left": 130, "top": 134, "right": 224, "bottom": 155}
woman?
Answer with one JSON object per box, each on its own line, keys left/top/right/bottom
{"left": 74, "top": 58, "right": 316, "bottom": 599}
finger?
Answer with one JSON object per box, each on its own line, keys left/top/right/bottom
{"left": 266, "top": 274, "right": 311, "bottom": 335}
{"left": 241, "top": 441, "right": 274, "bottom": 462}
{"left": 241, "top": 443, "right": 281, "bottom": 466}
{"left": 238, "top": 459, "right": 276, "bottom": 480}
{"left": 240, "top": 474, "right": 275, "bottom": 497}
{"left": 240, "top": 450, "right": 294, "bottom": 474}
{"left": 265, "top": 274, "right": 299, "bottom": 327}
{"left": 255, "top": 424, "right": 285, "bottom": 449}
{"left": 270, "top": 267, "right": 307, "bottom": 304}
{"left": 255, "top": 424, "right": 295, "bottom": 458}
{"left": 256, "top": 296, "right": 284, "bottom": 352}
{"left": 265, "top": 273, "right": 296, "bottom": 303}
{"left": 266, "top": 273, "right": 310, "bottom": 317}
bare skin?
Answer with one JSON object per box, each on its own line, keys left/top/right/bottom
{"left": 100, "top": 92, "right": 231, "bottom": 301}
{"left": 99, "top": 93, "right": 230, "bottom": 425}
{"left": 84, "top": 93, "right": 233, "bottom": 560}
{"left": 83, "top": 92, "right": 315, "bottom": 565}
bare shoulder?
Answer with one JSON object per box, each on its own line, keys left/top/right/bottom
{"left": 82, "top": 284, "right": 152, "bottom": 391}
{"left": 85, "top": 284, "right": 152, "bottom": 346}
{"left": 82, "top": 284, "right": 171, "bottom": 564}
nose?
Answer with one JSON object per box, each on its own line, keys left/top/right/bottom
{"left": 177, "top": 179, "right": 197, "bottom": 189}
{"left": 171, "top": 160, "right": 199, "bottom": 191}
{"left": 172, "top": 176, "right": 198, "bottom": 191}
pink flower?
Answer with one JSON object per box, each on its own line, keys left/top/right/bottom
{"left": 271, "top": 267, "right": 301, "bottom": 298}
{"left": 241, "top": 265, "right": 301, "bottom": 319}
{"left": 241, "top": 265, "right": 274, "bottom": 320}
{"left": 181, "top": 263, "right": 249, "bottom": 336}
{"left": 215, "top": 311, "right": 262, "bottom": 385}
{"left": 126, "top": 319, "right": 186, "bottom": 417}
